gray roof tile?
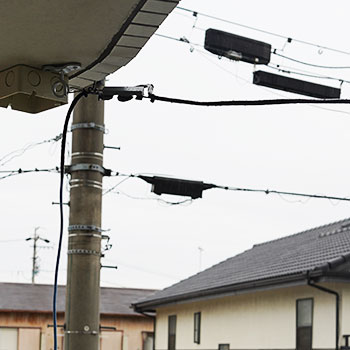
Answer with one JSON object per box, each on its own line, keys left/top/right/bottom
{"left": 136, "top": 218, "right": 350, "bottom": 307}
{"left": 0, "top": 283, "right": 156, "bottom": 315}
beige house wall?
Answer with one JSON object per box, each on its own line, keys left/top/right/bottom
{"left": 0, "top": 311, "right": 153, "bottom": 350}
{"left": 155, "top": 283, "right": 349, "bottom": 350}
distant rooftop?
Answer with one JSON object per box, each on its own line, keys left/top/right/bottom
{"left": 0, "top": 283, "right": 157, "bottom": 315}
{"left": 135, "top": 218, "right": 350, "bottom": 311}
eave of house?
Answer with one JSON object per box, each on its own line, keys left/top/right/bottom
{"left": 133, "top": 269, "right": 350, "bottom": 312}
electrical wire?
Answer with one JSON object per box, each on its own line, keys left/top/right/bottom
{"left": 103, "top": 175, "right": 135, "bottom": 196}
{"left": 0, "top": 168, "right": 59, "bottom": 181}
{"left": 176, "top": 7, "right": 350, "bottom": 56}
{"left": 155, "top": 33, "right": 202, "bottom": 47}
{"left": 0, "top": 133, "right": 62, "bottom": 167}
{"left": 273, "top": 51, "right": 350, "bottom": 69}
{"left": 155, "top": 33, "right": 350, "bottom": 87}
{"left": 147, "top": 94, "right": 350, "bottom": 107}
{"left": 53, "top": 91, "right": 87, "bottom": 350}
{"left": 0, "top": 238, "right": 28, "bottom": 243}
{"left": 111, "top": 173, "right": 350, "bottom": 205}
{"left": 267, "top": 64, "right": 350, "bottom": 84}
{"left": 112, "top": 188, "right": 193, "bottom": 206}
{"left": 215, "top": 185, "right": 350, "bottom": 202}
{"left": 103, "top": 257, "right": 182, "bottom": 280}
{"left": 194, "top": 48, "right": 350, "bottom": 115}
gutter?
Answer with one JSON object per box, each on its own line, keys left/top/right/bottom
{"left": 134, "top": 272, "right": 310, "bottom": 312}
{"left": 307, "top": 274, "right": 339, "bottom": 350}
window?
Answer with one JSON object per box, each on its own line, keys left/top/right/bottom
{"left": 0, "top": 328, "right": 17, "bottom": 350}
{"left": 296, "top": 298, "right": 313, "bottom": 350}
{"left": 142, "top": 332, "right": 154, "bottom": 350}
{"left": 100, "top": 330, "right": 123, "bottom": 350}
{"left": 0, "top": 327, "right": 40, "bottom": 350}
{"left": 168, "top": 315, "right": 176, "bottom": 350}
{"left": 194, "top": 312, "right": 201, "bottom": 344}
{"left": 218, "top": 344, "right": 229, "bottom": 350}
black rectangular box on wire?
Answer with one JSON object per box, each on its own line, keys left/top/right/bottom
{"left": 253, "top": 70, "right": 341, "bottom": 98}
{"left": 205, "top": 28, "right": 271, "bottom": 65}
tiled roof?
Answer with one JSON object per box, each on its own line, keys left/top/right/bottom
{"left": 0, "top": 283, "right": 156, "bottom": 315}
{"left": 135, "top": 218, "right": 350, "bottom": 308}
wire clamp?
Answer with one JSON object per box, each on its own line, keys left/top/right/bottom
{"left": 71, "top": 122, "right": 106, "bottom": 133}
{"left": 98, "top": 84, "right": 154, "bottom": 101}
{"left": 65, "top": 163, "right": 111, "bottom": 176}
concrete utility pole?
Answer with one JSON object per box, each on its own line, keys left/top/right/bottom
{"left": 26, "top": 227, "right": 50, "bottom": 284}
{"left": 65, "top": 81, "right": 105, "bottom": 350}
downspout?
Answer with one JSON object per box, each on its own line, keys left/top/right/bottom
{"left": 307, "top": 275, "right": 339, "bottom": 350}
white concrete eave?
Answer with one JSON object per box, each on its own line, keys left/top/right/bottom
{"left": 0, "top": 0, "right": 179, "bottom": 89}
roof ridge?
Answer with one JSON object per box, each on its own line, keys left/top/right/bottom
{"left": 252, "top": 217, "right": 350, "bottom": 248}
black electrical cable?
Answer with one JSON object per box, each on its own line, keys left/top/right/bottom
{"left": 147, "top": 94, "right": 350, "bottom": 106}
{"left": 273, "top": 52, "right": 350, "bottom": 69}
{"left": 216, "top": 185, "right": 350, "bottom": 202}
{"left": 53, "top": 91, "right": 87, "bottom": 350}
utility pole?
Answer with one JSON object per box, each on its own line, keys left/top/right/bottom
{"left": 26, "top": 227, "right": 50, "bottom": 284}
{"left": 64, "top": 81, "right": 104, "bottom": 350}
{"left": 198, "top": 247, "right": 204, "bottom": 272}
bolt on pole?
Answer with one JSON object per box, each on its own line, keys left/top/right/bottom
{"left": 65, "top": 81, "right": 105, "bottom": 350}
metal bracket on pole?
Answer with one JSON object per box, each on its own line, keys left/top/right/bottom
{"left": 65, "top": 163, "right": 111, "bottom": 176}
{"left": 68, "top": 233, "right": 102, "bottom": 239}
{"left": 67, "top": 249, "right": 101, "bottom": 256}
{"left": 69, "top": 179, "right": 103, "bottom": 190}
{"left": 65, "top": 330, "right": 99, "bottom": 335}
{"left": 71, "top": 122, "right": 106, "bottom": 133}
{"left": 68, "top": 225, "right": 104, "bottom": 233}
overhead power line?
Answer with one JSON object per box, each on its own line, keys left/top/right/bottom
{"left": 215, "top": 185, "right": 350, "bottom": 203}
{"left": 0, "top": 168, "right": 59, "bottom": 181}
{"left": 0, "top": 238, "right": 29, "bottom": 243}
{"left": 105, "top": 173, "right": 350, "bottom": 204}
{"left": 267, "top": 64, "right": 350, "bottom": 84}
{"left": 155, "top": 34, "right": 350, "bottom": 86}
{"left": 0, "top": 133, "right": 62, "bottom": 168}
{"left": 147, "top": 93, "right": 350, "bottom": 107}
{"left": 273, "top": 52, "right": 350, "bottom": 69}
{"left": 137, "top": 175, "right": 350, "bottom": 203}
{"left": 176, "top": 6, "right": 350, "bottom": 56}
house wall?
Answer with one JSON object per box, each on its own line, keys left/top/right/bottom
{"left": 155, "top": 283, "right": 350, "bottom": 350}
{"left": 0, "top": 311, "right": 153, "bottom": 350}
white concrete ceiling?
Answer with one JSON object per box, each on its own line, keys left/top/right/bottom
{"left": 0, "top": 0, "right": 179, "bottom": 88}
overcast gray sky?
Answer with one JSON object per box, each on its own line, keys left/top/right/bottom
{"left": 1, "top": 0, "right": 350, "bottom": 289}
